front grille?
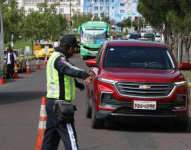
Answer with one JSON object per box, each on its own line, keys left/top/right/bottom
{"left": 115, "top": 82, "right": 174, "bottom": 97}
{"left": 112, "top": 107, "right": 175, "bottom": 116}
{"left": 83, "top": 46, "right": 99, "bottom": 51}
{"left": 101, "top": 99, "right": 173, "bottom": 108}
{"left": 101, "top": 99, "right": 132, "bottom": 108}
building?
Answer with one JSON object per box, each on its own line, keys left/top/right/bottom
{"left": 83, "top": 0, "right": 142, "bottom": 23}
{"left": 16, "top": 0, "right": 84, "bottom": 19}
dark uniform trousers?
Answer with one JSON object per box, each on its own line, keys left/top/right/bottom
{"left": 6, "top": 62, "right": 14, "bottom": 79}
{"left": 41, "top": 99, "right": 79, "bottom": 150}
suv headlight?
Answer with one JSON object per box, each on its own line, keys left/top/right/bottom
{"left": 98, "top": 78, "right": 117, "bottom": 84}
{"left": 174, "top": 81, "right": 187, "bottom": 86}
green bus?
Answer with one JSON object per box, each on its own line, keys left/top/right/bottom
{"left": 0, "top": 2, "right": 4, "bottom": 79}
{"left": 78, "top": 21, "right": 110, "bottom": 59}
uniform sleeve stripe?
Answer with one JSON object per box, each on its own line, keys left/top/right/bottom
{"left": 64, "top": 62, "right": 84, "bottom": 71}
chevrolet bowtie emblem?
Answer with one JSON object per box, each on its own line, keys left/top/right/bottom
{"left": 139, "top": 85, "right": 151, "bottom": 89}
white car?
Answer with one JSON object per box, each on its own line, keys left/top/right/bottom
{"left": 141, "top": 30, "right": 146, "bottom": 37}
{"left": 127, "top": 34, "right": 131, "bottom": 39}
{"left": 155, "top": 35, "right": 162, "bottom": 42}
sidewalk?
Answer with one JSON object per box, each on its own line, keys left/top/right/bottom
{"left": 25, "top": 56, "right": 36, "bottom": 60}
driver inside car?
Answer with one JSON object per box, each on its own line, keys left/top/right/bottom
{"left": 147, "top": 51, "right": 157, "bottom": 63}
{"left": 145, "top": 51, "right": 164, "bottom": 69}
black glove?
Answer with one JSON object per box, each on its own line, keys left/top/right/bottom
{"left": 75, "top": 81, "right": 85, "bottom": 91}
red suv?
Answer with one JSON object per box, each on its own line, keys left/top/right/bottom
{"left": 86, "top": 40, "right": 190, "bottom": 130}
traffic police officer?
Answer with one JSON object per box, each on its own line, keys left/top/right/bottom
{"left": 41, "top": 34, "right": 92, "bottom": 150}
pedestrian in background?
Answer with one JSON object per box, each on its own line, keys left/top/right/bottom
{"left": 4, "top": 47, "right": 17, "bottom": 79}
{"left": 41, "top": 34, "right": 92, "bottom": 150}
{"left": 53, "top": 40, "right": 59, "bottom": 48}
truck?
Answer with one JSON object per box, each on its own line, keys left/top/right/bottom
{"left": 78, "top": 21, "right": 110, "bottom": 60}
{"left": 0, "top": 2, "right": 4, "bottom": 79}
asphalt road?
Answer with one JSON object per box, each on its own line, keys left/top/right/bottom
{"left": 0, "top": 54, "right": 191, "bottom": 150}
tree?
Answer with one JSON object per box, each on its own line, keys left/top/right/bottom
{"left": 101, "top": 14, "right": 110, "bottom": 24}
{"left": 0, "top": 0, "right": 6, "bottom": 4}
{"left": 21, "top": 10, "right": 44, "bottom": 41}
{"left": 22, "top": 2, "right": 68, "bottom": 41}
{"left": 93, "top": 15, "right": 101, "bottom": 21}
{"left": 137, "top": 0, "right": 191, "bottom": 65}
{"left": 72, "top": 13, "right": 92, "bottom": 29}
{"left": 116, "top": 18, "right": 131, "bottom": 30}
{"left": 116, "top": 18, "right": 145, "bottom": 31}
{"left": 137, "top": 0, "right": 179, "bottom": 46}
{"left": 2, "top": 0, "right": 24, "bottom": 44}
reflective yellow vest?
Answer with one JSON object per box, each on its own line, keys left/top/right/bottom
{"left": 46, "top": 52, "right": 75, "bottom": 101}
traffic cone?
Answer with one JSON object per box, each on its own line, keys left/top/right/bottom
{"left": 72, "top": 53, "right": 75, "bottom": 58}
{"left": 44, "top": 57, "right": 47, "bottom": 66}
{"left": 0, "top": 78, "right": 4, "bottom": 84}
{"left": 26, "top": 61, "right": 31, "bottom": 74}
{"left": 14, "top": 66, "right": 18, "bottom": 79}
{"left": 36, "top": 60, "right": 40, "bottom": 70}
{"left": 35, "top": 96, "right": 47, "bottom": 150}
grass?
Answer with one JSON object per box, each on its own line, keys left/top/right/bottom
{"left": 181, "top": 70, "right": 191, "bottom": 87}
{"left": 5, "top": 41, "right": 33, "bottom": 50}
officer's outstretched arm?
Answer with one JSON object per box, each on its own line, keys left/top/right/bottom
{"left": 55, "top": 57, "right": 90, "bottom": 80}
{"left": 75, "top": 79, "right": 85, "bottom": 90}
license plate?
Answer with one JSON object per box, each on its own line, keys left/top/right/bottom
{"left": 89, "top": 51, "right": 98, "bottom": 54}
{"left": 133, "top": 101, "right": 157, "bottom": 110}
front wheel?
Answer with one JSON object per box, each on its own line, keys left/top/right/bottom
{"left": 92, "top": 104, "right": 105, "bottom": 129}
{"left": 174, "top": 120, "right": 189, "bottom": 131}
{"left": 80, "top": 55, "right": 87, "bottom": 60}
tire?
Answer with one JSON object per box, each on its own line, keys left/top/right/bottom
{"left": 174, "top": 120, "right": 189, "bottom": 131}
{"left": 92, "top": 104, "right": 105, "bottom": 129}
{"left": 80, "top": 55, "right": 86, "bottom": 60}
{"left": 86, "top": 94, "right": 92, "bottom": 118}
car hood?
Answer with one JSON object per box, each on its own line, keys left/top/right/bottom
{"left": 100, "top": 68, "right": 185, "bottom": 83}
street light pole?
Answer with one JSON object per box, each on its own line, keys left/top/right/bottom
{"left": 108, "top": 1, "right": 110, "bottom": 24}
{"left": 69, "top": 0, "right": 71, "bottom": 34}
{"left": 91, "top": 0, "right": 93, "bottom": 21}
{"left": 138, "top": 17, "right": 140, "bottom": 31}
{"left": 77, "top": 5, "right": 78, "bottom": 27}
{"left": 58, "top": 0, "right": 60, "bottom": 14}
{"left": 143, "top": 18, "right": 145, "bottom": 29}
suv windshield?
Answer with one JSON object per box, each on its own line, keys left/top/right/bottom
{"left": 40, "top": 44, "right": 53, "bottom": 48}
{"left": 103, "top": 46, "right": 175, "bottom": 70}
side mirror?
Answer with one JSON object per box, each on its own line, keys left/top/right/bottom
{"left": 86, "top": 59, "right": 98, "bottom": 67}
{"left": 179, "top": 62, "right": 191, "bottom": 70}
